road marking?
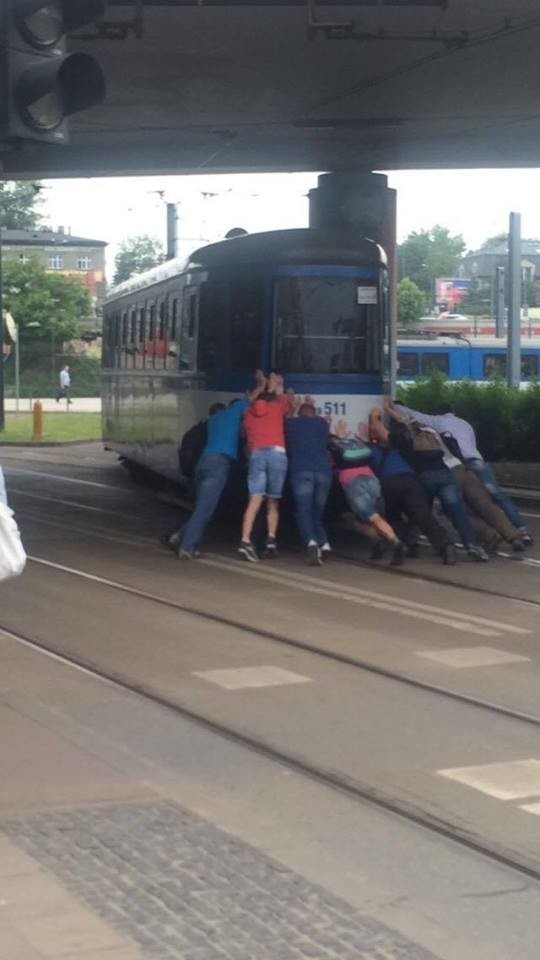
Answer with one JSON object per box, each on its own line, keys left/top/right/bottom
{"left": 204, "top": 555, "right": 528, "bottom": 636}
{"left": 520, "top": 802, "right": 540, "bottom": 815}
{"left": 193, "top": 666, "right": 311, "bottom": 690}
{"left": 437, "top": 759, "right": 540, "bottom": 800}
{"left": 4, "top": 466, "right": 124, "bottom": 491}
{"left": 9, "top": 488, "right": 134, "bottom": 518}
{"left": 415, "top": 647, "right": 531, "bottom": 669}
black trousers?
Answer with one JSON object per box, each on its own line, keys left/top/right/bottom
{"left": 382, "top": 473, "right": 449, "bottom": 554}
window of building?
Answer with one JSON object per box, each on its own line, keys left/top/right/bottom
{"left": 48, "top": 255, "right": 64, "bottom": 270}
{"left": 397, "top": 352, "right": 419, "bottom": 377}
{"left": 521, "top": 354, "right": 538, "bottom": 379}
{"left": 483, "top": 354, "right": 506, "bottom": 378}
{"left": 421, "top": 352, "right": 449, "bottom": 376}
{"left": 273, "top": 276, "right": 381, "bottom": 374}
{"left": 77, "top": 256, "right": 91, "bottom": 270}
{"left": 19, "top": 254, "right": 29, "bottom": 264}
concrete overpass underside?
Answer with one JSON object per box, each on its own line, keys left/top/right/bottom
{"left": 3, "top": 0, "right": 540, "bottom": 178}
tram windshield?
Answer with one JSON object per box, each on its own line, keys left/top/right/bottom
{"left": 273, "top": 276, "right": 382, "bottom": 375}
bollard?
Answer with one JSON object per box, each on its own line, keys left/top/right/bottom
{"left": 32, "top": 401, "right": 43, "bottom": 442}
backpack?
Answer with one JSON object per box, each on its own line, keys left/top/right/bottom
{"left": 179, "top": 420, "right": 207, "bottom": 479}
{"left": 440, "top": 431, "right": 464, "bottom": 462}
{"left": 389, "top": 420, "right": 442, "bottom": 466}
{"left": 328, "top": 435, "right": 372, "bottom": 470}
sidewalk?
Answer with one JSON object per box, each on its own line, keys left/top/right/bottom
{"left": 5, "top": 398, "right": 101, "bottom": 413}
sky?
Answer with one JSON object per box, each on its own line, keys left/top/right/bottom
{"left": 39, "top": 168, "right": 540, "bottom": 281}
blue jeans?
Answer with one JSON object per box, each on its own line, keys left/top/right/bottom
{"left": 465, "top": 458, "right": 524, "bottom": 529}
{"left": 176, "top": 453, "right": 231, "bottom": 551}
{"left": 343, "top": 474, "right": 381, "bottom": 522}
{"left": 248, "top": 447, "right": 288, "bottom": 498}
{"left": 419, "top": 466, "right": 476, "bottom": 548}
{"left": 290, "top": 471, "right": 332, "bottom": 546}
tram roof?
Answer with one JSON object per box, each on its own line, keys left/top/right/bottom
{"left": 106, "top": 228, "right": 386, "bottom": 304}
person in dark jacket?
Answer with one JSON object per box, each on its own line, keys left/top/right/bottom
{"left": 285, "top": 401, "right": 332, "bottom": 565}
{"left": 367, "top": 410, "right": 456, "bottom": 564}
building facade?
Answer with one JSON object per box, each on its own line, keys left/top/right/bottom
{"left": 2, "top": 227, "right": 107, "bottom": 331}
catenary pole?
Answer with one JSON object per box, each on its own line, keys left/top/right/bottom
{"left": 507, "top": 212, "right": 521, "bottom": 387}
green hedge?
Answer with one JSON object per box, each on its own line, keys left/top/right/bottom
{"left": 397, "top": 374, "right": 540, "bottom": 462}
{"left": 3, "top": 355, "right": 101, "bottom": 399}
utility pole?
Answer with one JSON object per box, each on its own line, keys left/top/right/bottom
{"left": 166, "top": 203, "right": 178, "bottom": 260}
{"left": 507, "top": 212, "right": 521, "bottom": 387}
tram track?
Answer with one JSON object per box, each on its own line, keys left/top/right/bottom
{"left": 2, "top": 620, "right": 540, "bottom": 886}
{"left": 9, "top": 544, "right": 540, "bottom": 730}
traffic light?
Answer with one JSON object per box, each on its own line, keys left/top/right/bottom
{"left": 0, "top": 1, "right": 106, "bottom": 145}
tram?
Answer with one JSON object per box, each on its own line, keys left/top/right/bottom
{"left": 397, "top": 336, "right": 540, "bottom": 383}
{"left": 102, "top": 228, "right": 390, "bottom": 482}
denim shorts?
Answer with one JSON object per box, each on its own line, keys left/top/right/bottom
{"left": 248, "top": 447, "right": 288, "bottom": 498}
{"left": 343, "top": 474, "right": 381, "bottom": 522}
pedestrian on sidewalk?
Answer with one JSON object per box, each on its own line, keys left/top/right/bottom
{"left": 56, "top": 365, "right": 72, "bottom": 404}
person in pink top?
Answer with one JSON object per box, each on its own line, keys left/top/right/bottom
{"left": 333, "top": 420, "right": 405, "bottom": 565}
{"left": 239, "top": 373, "right": 295, "bottom": 562}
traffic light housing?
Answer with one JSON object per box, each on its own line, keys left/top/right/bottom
{"left": 0, "top": 1, "right": 106, "bottom": 145}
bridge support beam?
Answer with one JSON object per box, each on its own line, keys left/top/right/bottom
{"left": 308, "top": 172, "right": 397, "bottom": 393}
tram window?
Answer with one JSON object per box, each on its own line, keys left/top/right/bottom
{"left": 171, "top": 298, "right": 178, "bottom": 341}
{"left": 228, "top": 279, "right": 264, "bottom": 370}
{"left": 273, "top": 277, "right": 381, "bottom": 374}
{"left": 136, "top": 308, "right": 145, "bottom": 370}
{"left": 146, "top": 304, "right": 156, "bottom": 369}
{"left": 421, "top": 352, "right": 449, "bottom": 376}
{"left": 198, "top": 282, "right": 227, "bottom": 372}
{"left": 180, "top": 286, "right": 199, "bottom": 371}
{"left": 484, "top": 354, "right": 506, "bottom": 378}
{"left": 522, "top": 355, "right": 538, "bottom": 379}
{"left": 397, "top": 352, "right": 419, "bottom": 377}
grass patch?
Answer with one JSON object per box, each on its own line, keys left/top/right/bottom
{"left": 0, "top": 413, "right": 102, "bottom": 444}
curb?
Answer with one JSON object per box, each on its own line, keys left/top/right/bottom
{"left": 0, "top": 439, "right": 100, "bottom": 448}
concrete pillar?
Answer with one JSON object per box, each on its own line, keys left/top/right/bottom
{"left": 308, "top": 172, "right": 397, "bottom": 393}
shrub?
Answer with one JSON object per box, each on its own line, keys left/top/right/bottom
{"left": 397, "top": 374, "right": 540, "bottom": 462}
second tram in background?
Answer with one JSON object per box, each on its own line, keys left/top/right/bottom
{"left": 397, "top": 336, "right": 540, "bottom": 383}
{"left": 102, "top": 228, "right": 390, "bottom": 482}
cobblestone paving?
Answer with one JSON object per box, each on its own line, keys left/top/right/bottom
{"left": 1, "top": 801, "right": 440, "bottom": 960}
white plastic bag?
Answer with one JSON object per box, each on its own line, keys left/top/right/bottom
{"left": 0, "top": 502, "right": 26, "bottom": 582}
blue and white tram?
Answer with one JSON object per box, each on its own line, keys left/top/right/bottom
{"left": 102, "top": 228, "right": 390, "bottom": 482}
{"left": 397, "top": 336, "right": 540, "bottom": 383}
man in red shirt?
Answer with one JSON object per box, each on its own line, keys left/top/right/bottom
{"left": 239, "top": 373, "right": 294, "bottom": 562}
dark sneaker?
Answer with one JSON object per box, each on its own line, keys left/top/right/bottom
{"left": 519, "top": 528, "right": 534, "bottom": 546}
{"left": 390, "top": 540, "right": 405, "bottom": 566}
{"left": 511, "top": 538, "right": 525, "bottom": 553}
{"left": 319, "top": 542, "right": 332, "bottom": 561}
{"left": 238, "top": 541, "right": 259, "bottom": 562}
{"left": 406, "top": 543, "right": 420, "bottom": 559}
{"left": 468, "top": 544, "right": 489, "bottom": 562}
{"left": 162, "top": 532, "right": 181, "bottom": 555}
{"left": 178, "top": 549, "right": 198, "bottom": 559}
{"left": 262, "top": 538, "right": 278, "bottom": 560}
{"left": 442, "top": 543, "right": 457, "bottom": 565}
{"left": 370, "top": 539, "right": 385, "bottom": 561}
{"left": 305, "top": 541, "right": 321, "bottom": 566}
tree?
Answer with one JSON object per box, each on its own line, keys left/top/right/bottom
{"left": 398, "top": 225, "right": 466, "bottom": 299}
{"left": 113, "top": 234, "right": 165, "bottom": 285}
{"left": 397, "top": 278, "right": 426, "bottom": 327}
{"left": 2, "top": 258, "right": 91, "bottom": 346}
{"left": 0, "top": 181, "right": 43, "bottom": 229}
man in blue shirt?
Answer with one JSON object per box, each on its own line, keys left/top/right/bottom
{"left": 285, "top": 402, "right": 332, "bottom": 565}
{"left": 166, "top": 370, "right": 266, "bottom": 558}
